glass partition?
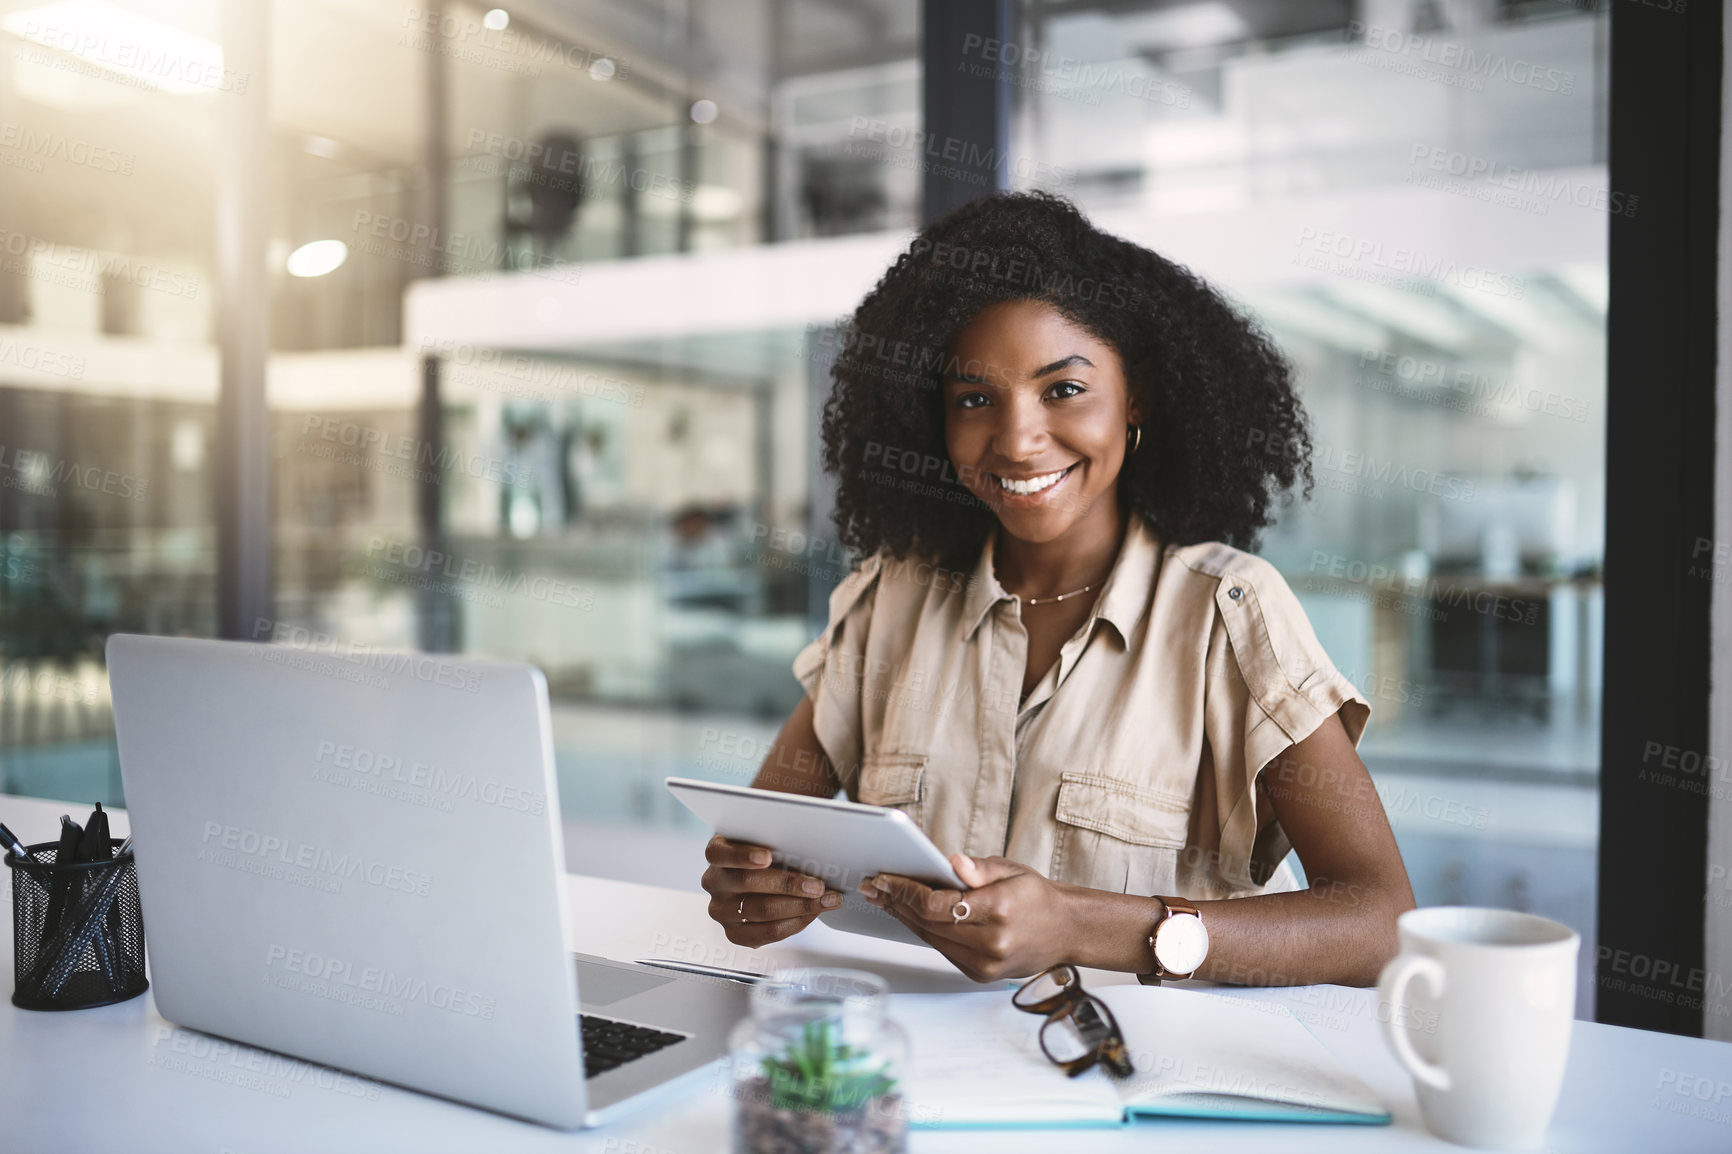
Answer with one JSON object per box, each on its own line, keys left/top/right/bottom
{"left": 1021, "top": 0, "right": 1607, "bottom": 1011}
{"left": 0, "top": 0, "right": 1610, "bottom": 970}
{"left": 0, "top": 0, "right": 222, "bottom": 803}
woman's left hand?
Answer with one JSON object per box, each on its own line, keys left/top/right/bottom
{"left": 862, "top": 854, "right": 1072, "bottom": 982}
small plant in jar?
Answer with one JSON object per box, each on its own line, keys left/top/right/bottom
{"left": 730, "top": 969, "right": 908, "bottom": 1154}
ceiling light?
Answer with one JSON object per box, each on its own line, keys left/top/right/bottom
{"left": 171, "top": 420, "right": 204, "bottom": 472}
{"left": 3, "top": 1, "right": 226, "bottom": 97}
{"left": 1320, "top": 282, "right": 1478, "bottom": 352}
{"left": 286, "top": 240, "right": 348, "bottom": 278}
{"left": 1115, "top": 2, "right": 1247, "bottom": 50}
{"left": 589, "top": 57, "right": 616, "bottom": 81}
{"left": 690, "top": 185, "right": 742, "bottom": 222}
{"left": 689, "top": 99, "right": 718, "bottom": 124}
{"left": 1235, "top": 288, "right": 1388, "bottom": 354}
{"left": 10, "top": 52, "right": 134, "bottom": 110}
{"left": 483, "top": 9, "right": 509, "bottom": 31}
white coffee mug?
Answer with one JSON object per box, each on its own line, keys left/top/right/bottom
{"left": 1377, "top": 907, "right": 1580, "bottom": 1150}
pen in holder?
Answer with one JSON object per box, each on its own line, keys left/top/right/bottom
{"left": 7, "top": 840, "right": 148, "bottom": 1010}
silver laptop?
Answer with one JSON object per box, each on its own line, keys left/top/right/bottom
{"left": 106, "top": 632, "right": 748, "bottom": 1129}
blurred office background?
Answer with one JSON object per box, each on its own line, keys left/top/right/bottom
{"left": 0, "top": 0, "right": 1603, "bottom": 1008}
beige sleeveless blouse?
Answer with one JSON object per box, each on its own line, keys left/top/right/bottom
{"left": 791, "top": 513, "right": 1371, "bottom": 901}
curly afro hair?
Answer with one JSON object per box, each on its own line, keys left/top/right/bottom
{"left": 821, "top": 191, "right": 1313, "bottom": 570}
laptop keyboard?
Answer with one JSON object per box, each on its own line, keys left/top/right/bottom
{"left": 581, "top": 1014, "right": 687, "bottom": 1078}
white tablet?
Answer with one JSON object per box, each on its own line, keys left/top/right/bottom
{"left": 665, "top": 776, "right": 964, "bottom": 947}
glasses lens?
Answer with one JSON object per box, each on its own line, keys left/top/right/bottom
{"left": 1013, "top": 966, "right": 1075, "bottom": 1012}
{"left": 1039, "top": 1011, "right": 1097, "bottom": 1065}
{"left": 1040, "top": 994, "right": 1125, "bottom": 1067}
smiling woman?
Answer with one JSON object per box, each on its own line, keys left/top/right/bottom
{"left": 699, "top": 193, "right": 1416, "bottom": 989}
{"left": 824, "top": 190, "right": 1313, "bottom": 568}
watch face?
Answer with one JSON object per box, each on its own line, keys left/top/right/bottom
{"left": 1156, "top": 913, "right": 1209, "bottom": 974}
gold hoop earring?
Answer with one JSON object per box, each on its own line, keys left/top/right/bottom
{"left": 1126, "top": 424, "right": 1142, "bottom": 455}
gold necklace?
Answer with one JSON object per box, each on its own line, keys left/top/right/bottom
{"left": 1018, "top": 565, "right": 1112, "bottom": 605}
{"left": 1023, "top": 583, "right": 1095, "bottom": 605}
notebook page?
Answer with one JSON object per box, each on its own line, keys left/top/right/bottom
{"left": 889, "top": 992, "right": 1126, "bottom": 1127}
{"left": 1092, "top": 984, "right": 1388, "bottom": 1119}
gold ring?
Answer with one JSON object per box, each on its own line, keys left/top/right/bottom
{"left": 952, "top": 900, "right": 971, "bottom": 924}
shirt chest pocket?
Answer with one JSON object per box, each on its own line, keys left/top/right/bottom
{"left": 855, "top": 750, "right": 928, "bottom": 829}
{"left": 1049, "top": 772, "right": 1190, "bottom": 896}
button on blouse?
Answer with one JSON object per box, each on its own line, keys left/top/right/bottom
{"left": 791, "top": 512, "right": 1372, "bottom": 900}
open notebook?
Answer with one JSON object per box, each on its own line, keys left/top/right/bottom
{"left": 891, "top": 984, "right": 1390, "bottom": 1129}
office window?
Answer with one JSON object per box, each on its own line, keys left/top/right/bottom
{"left": 0, "top": 1, "right": 1608, "bottom": 988}
{"left": 0, "top": 1, "right": 223, "bottom": 803}
{"left": 1019, "top": 0, "right": 1607, "bottom": 1012}
{"left": 397, "top": 3, "right": 918, "bottom": 879}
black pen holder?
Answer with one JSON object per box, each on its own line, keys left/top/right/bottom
{"left": 7, "top": 841, "right": 148, "bottom": 1010}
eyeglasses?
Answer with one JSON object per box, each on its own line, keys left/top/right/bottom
{"left": 1011, "top": 964, "right": 1133, "bottom": 1079}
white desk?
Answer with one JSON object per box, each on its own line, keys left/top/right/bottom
{"left": 4, "top": 793, "right": 1730, "bottom": 1153}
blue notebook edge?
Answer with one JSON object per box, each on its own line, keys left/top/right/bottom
{"left": 1126, "top": 1103, "right": 1394, "bottom": 1126}
{"left": 910, "top": 1105, "right": 1392, "bottom": 1130}
{"left": 910, "top": 1116, "right": 1130, "bottom": 1130}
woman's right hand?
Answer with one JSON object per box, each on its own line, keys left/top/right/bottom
{"left": 701, "top": 836, "right": 844, "bottom": 946}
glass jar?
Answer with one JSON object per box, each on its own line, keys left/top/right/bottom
{"left": 727, "top": 968, "right": 910, "bottom": 1154}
